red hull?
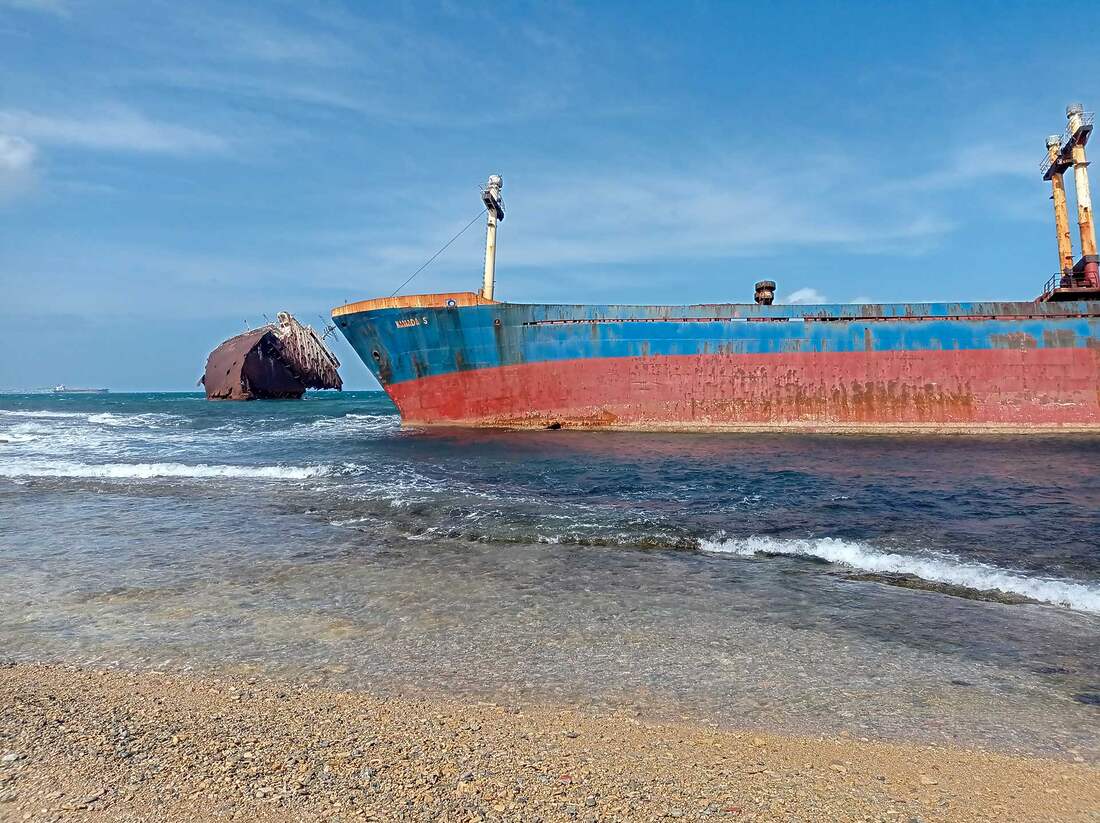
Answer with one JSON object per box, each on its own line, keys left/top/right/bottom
{"left": 387, "top": 348, "right": 1100, "bottom": 431}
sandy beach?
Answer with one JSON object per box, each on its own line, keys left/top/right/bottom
{"left": 1, "top": 663, "right": 1096, "bottom": 823}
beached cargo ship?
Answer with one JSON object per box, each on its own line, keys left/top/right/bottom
{"left": 335, "top": 110, "right": 1100, "bottom": 432}
{"left": 334, "top": 292, "right": 1100, "bottom": 431}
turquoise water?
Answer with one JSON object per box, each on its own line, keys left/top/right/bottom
{"left": 1, "top": 391, "right": 1098, "bottom": 758}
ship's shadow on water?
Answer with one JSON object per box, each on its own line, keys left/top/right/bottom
{"left": 1, "top": 392, "right": 1099, "bottom": 758}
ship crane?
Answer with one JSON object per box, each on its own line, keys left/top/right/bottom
{"left": 1040, "top": 103, "right": 1100, "bottom": 300}
{"left": 480, "top": 174, "right": 505, "bottom": 300}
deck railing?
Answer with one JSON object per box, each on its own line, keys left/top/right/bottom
{"left": 1040, "top": 111, "right": 1095, "bottom": 176}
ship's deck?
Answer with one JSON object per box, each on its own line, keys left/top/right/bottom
{"left": 332, "top": 292, "right": 496, "bottom": 317}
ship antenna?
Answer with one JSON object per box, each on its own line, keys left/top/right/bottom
{"left": 389, "top": 207, "right": 487, "bottom": 297}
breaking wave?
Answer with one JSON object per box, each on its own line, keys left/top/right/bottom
{"left": 0, "top": 423, "right": 49, "bottom": 444}
{"left": 700, "top": 534, "right": 1100, "bottom": 614}
{"left": 0, "top": 409, "right": 88, "bottom": 419}
{"left": 307, "top": 413, "right": 399, "bottom": 435}
{"left": 0, "top": 460, "right": 330, "bottom": 480}
{"left": 85, "top": 412, "right": 186, "bottom": 427}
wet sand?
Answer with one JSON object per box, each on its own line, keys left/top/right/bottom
{"left": 0, "top": 663, "right": 1095, "bottom": 823}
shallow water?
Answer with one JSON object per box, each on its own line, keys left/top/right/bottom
{"left": 1, "top": 392, "right": 1098, "bottom": 758}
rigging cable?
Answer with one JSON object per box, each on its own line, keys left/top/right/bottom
{"left": 389, "top": 208, "right": 487, "bottom": 297}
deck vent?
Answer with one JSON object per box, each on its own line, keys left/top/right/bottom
{"left": 754, "top": 280, "right": 776, "bottom": 305}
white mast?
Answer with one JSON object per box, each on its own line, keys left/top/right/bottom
{"left": 481, "top": 174, "right": 504, "bottom": 300}
{"left": 1066, "top": 105, "right": 1097, "bottom": 260}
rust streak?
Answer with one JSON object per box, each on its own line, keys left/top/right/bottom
{"left": 1043, "top": 329, "right": 1077, "bottom": 348}
{"left": 332, "top": 291, "right": 495, "bottom": 317}
{"left": 989, "top": 332, "right": 1038, "bottom": 349}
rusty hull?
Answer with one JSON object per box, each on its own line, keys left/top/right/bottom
{"left": 202, "top": 329, "right": 306, "bottom": 400}
{"left": 335, "top": 297, "right": 1100, "bottom": 433}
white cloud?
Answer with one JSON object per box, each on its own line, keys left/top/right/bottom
{"left": 0, "top": 134, "right": 35, "bottom": 172}
{"left": 0, "top": 0, "right": 68, "bottom": 16}
{"left": 343, "top": 163, "right": 955, "bottom": 274}
{"left": 0, "top": 133, "right": 36, "bottom": 201}
{"left": 785, "top": 287, "right": 827, "bottom": 305}
{"left": 230, "top": 26, "right": 353, "bottom": 65}
{"left": 880, "top": 140, "right": 1037, "bottom": 195}
{"left": 0, "top": 106, "right": 228, "bottom": 155}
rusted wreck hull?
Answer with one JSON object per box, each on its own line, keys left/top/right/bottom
{"left": 203, "top": 329, "right": 308, "bottom": 400}
{"left": 203, "top": 315, "right": 342, "bottom": 401}
{"left": 333, "top": 293, "right": 1100, "bottom": 431}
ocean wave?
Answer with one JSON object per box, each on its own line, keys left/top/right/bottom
{"left": 1, "top": 409, "right": 397, "bottom": 459}
{"left": 0, "top": 460, "right": 330, "bottom": 480}
{"left": 700, "top": 534, "right": 1100, "bottom": 613}
{"left": 307, "top": 413, "right": 399, "bottom": 434}
{"left": 86, "top": 412, "right": 186, "bottom": 428}
{"left": 0, "top": 435, "right": 37, "bottom": 445}
{"left": 0, "top": 422, "right": 51, "bottom": 444}
{"left": 0, "top": 422, "right": 123, "bottom": 455}
{"left": 168, "top": 413, "right": 398, "bottom": 442}
{"left": 0, "top": 409, "right": 88, "bottom": 419}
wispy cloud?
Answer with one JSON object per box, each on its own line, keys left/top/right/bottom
{"left": 0, "top": 106, "right": 228, "bottom": 155}
{"left": 0, "top": 133, "right": 35, "bottom": 172}
{"left": 150, "top": 67, "right": 375, "bottom": 116}
{"left": 115, "top": 4, "right": 605, "bottom": 129}
{"left": 228, "top": 24, "right": 353, "bottom": 65}
{"left": 880, "top": 140, "right": 1037, "bottom": 195}
{"left": 785, "top": 287, "right": 827, "bottom": 304}
{"left": 0, "top": 0, "right": 68, "bottom": 17}
{"left": 166, "top": 8, "right": 357, "bottom": 66}
{"left": 348, "top": 163, "right": 956, "bottom": 274}
{"left": 0, "top": 133, "right": 36, "bottom": 201}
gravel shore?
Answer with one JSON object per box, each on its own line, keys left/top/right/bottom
{"left": 0, "top": 663, "right": 1095, "bottom": 823}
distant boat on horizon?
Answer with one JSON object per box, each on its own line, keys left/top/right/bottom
{"left": 52, "top": 385, "right": 109, "bottom": 394}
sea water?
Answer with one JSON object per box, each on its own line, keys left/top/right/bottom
{"left": 1, "top": 392, "right": 1098, "bottom": 758}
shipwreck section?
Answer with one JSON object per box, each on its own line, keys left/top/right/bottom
{"left": 202, "top": 312, "right": 342, "bottom": 400}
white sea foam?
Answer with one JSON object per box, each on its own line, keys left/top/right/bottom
{"left": 0, "top": 421, "right": 116, "bottom": 455}
{"left": 0, "top": 410, "right": 182, "bottom": 454}
{"left": 0, "top": 409, "right": 88, "bottom": 419}
{"left": 0, "top": 422, "right": 50, "bottom": 444}
{"left": 0, "top": 460, "right": 329, "bottom": 480}
{"left": 307, "top": 413, "right": 399, "bottom": 435}
{"left": 700, "top": 534, "right": 1100, "bottom": 613}
{"left": 86, "top": 412, "right": 185, "bottom": 428}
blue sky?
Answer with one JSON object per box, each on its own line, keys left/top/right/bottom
{"left": 1, "top": 0, "right": 1097, "bottom": 390}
